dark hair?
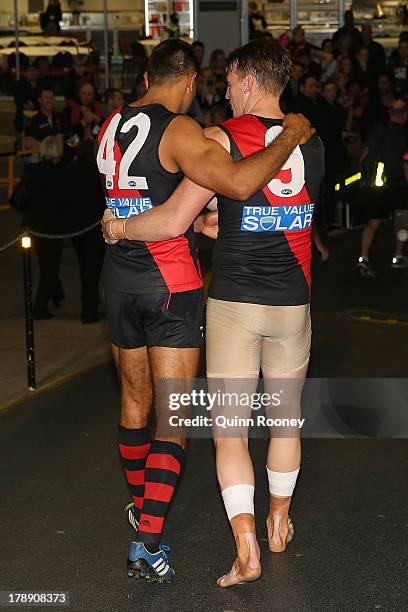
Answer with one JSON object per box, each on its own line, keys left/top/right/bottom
{"left": 38, "top": 87, "right": 55, "bottom": 96}
{"left": 377, "top": 71, "right": 393, "bottom": 83}
{"left": 192, "top": 40, "right": 205, "bottom": 49}
{"left": 322, "top": 79, "right": 336, "bottom": 91}
{"left": 105, "top": 87, "right": 122, "bottom": 102}
{"left": 226, "top": 39, "right": 292, "bottom": 96}
{"left": 147, "top": 39, "right": 198, "bottom": 85}
{"left": 298, "top": 74, "right": 317, "bottom": 88}
{"left": 209, "top": 49, "right": 226, "bottom": 73}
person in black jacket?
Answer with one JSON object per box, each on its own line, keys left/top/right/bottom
{"left": 290, "top": 74, "right": 320, "bottom": 128}
{"left": 24, "top": 136, "right": 105, "bottom": 321}
{"left": 41, "top": 0, "right": 62, "bottom": 34}
{"left": 23, "top": 135, "right": 68, "bottom": 319}
{"left": 317, "top": 80, "right": 348, "bottom": 249}
{"left": 361, "top": 24, "right": 386, "bottom": 76}
{"left": 25, "top": 88, "right": 66, "bottom": 152}
{"left": 67, "top": 141, "right": 106, "bottom": 323}
{"left": 14, "top": 66, "right": 43, "bottom": 133}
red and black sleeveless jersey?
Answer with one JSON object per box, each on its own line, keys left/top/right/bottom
{"left": 209, "top": 115, "right": 325, "bottom": 306}
{"left": 96, "top": 103, "right": 202, "bottom": 294}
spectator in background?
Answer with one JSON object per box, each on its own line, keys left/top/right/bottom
{"left": 388, "top": 38, "right": 408, "bottom": 96}
{"left": 280, "top": 60, "right": 304, "bottom": 112}
{"left": 129, "top": 74, "right": 147, "bottom": 101}
{"left": 361, "top": 24, "right": 386, "bottom": 75}
{"left": 357, "top": 99, "right": 408, "bottom": 276}
{"left": 333, "top": 10, "right": 362, "bottom": 55}
{"left": 290, "top": 74, "right": 320, "bottom": 127}
{"left": 209, "top": 49, "right": 227, "bottom": 99}
{"left": 67, "top": 141, "right": 106, "bottom": 323}
{"left": 288, "top": 26, "right": 312, "bottom": 58}
{"left": 23, "top": 136, "right": 67, "bottom": 319}
{"left": 210, "top": 49, "right": 227, "bottom": 79}
{"left": 317, "top": 80, "right": 348, "bottom": 253}
{"left": 64, "top": 57, "right": 96, "bottom": 102}
{"left": 353, "top": 46, "right": 375, "bottom": 91}
{"left": 25, "top": 88, "right": 65, "bottom": 152}
{"left": 34, "top": 56, "right": 53, "bottom": 89}
{"left": 361, "top": 72, "right": 395, "bottom": 138}
{"left": 197, "top": 67, "right": 222, "bottom": 110}
{"left": 335, "top": 70, "right": 350, "bottom": 108}
{"left": 322, "top": 38, "right": 334, "bottom": 56}
{"left": 64, "top": 82, "right": 103, "bottom": 141}
{"left": 318, "top": 80, "right": 348, "bottom": 173}
{"left": 388, "top": 30, "right": 408, "bottom": 65}
{"left": 14, "top": 65, "right": 45, "bottom": 133}
{"left": 168, "top": 12, "right": 181, "bottom": 39}
{"left": 40, "top": 0, "right": 62, "bottom": 35}
{"left": 297, "top": 47, "right": 321, "bottom": 80}
{"left": 319, "top": 40, "right": 338, "bottom": 83}
{"left": 248, "top": 1, "right": 268, "bottom": 40}
{"left": 338, "top": 55, "right": 353, "bottom": 84}
{"left": 104, "top": 88, "right": 124, "bottom": 116}
{"left": 333, "top": 32, "right": 353, "bottom": 58}
{"left": 192, "top": 41, "right": 205, "bottom": 69}
{"left": 347, "top": 80, "right": 367, "bottom": 133}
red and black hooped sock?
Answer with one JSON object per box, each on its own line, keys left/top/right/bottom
{"left": 118, "top": 425, "right": 151, "bottom": 520}
{"left": 137, "top": 440, "right": 185, "bottom": 546}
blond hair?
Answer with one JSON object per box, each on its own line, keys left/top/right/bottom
{"left": 39, "top": 135, "right": 63, "bottom": 164}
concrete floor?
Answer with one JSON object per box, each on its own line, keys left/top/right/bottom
{"left": 1, "top": 364, "right": 407, "bottom": 612}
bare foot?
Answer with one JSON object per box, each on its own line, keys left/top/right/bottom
{"left": 217, "top": 533, "right": 261, "bottom": 587}
{"left": 266, "top": 514, "right": 294, "bottom": 553}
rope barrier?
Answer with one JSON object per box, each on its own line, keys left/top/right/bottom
{"left": 0, "top": 232, "right": 25, "bottom": 252}
{"left": 0, "top": 219, "right": 101, "bottom": 252}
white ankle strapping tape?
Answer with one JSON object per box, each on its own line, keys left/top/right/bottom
{"left": 266, "top": 466, "right": 300, "bottom": 497}
{"left": 221, "top": 484, "right": 255, "bottom": 521}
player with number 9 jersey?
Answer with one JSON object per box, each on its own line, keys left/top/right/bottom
{"left": 209, "top": 114, "right": 324, "bottom": 306}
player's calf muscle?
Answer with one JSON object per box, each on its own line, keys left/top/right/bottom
{"left": 119, "top": 347, "right": 152, "bottom": 428}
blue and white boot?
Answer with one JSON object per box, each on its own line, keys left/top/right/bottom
{"left": 127, "top": 542, "right": 175, "bottom": 583}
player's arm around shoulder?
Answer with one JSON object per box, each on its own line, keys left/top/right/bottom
{"left": 168, "top": 113, "right": 315, "bottom": 201}
{"left": 165, "top": 115, "right": 248, "bottom": 199}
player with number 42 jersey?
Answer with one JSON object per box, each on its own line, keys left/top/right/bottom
{"left": 97, "top": 103, "right": 203, "bottom": 296}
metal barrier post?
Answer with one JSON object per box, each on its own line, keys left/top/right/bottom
{"left": 21, "top": 235, "right": 36, "bottom": 390}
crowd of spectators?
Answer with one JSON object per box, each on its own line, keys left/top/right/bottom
{"left": 9, "top": 11, "right": 408, "bottom": 317}
{"left": 190, "top": 14, "right": 408, "bottom": 266}
{"left": 11, "top": 56, "right": 120, "bottom": 321}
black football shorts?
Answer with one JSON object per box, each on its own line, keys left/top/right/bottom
{"left": 104, "top": 288, "right": 204, "bottom": 349}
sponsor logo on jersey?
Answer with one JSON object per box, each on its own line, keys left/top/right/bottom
{"left": 240, "top": 204, "right": 314, "bottom": 232}
{"left": 105, "top": 197, "right": 153, "bottom": 218}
